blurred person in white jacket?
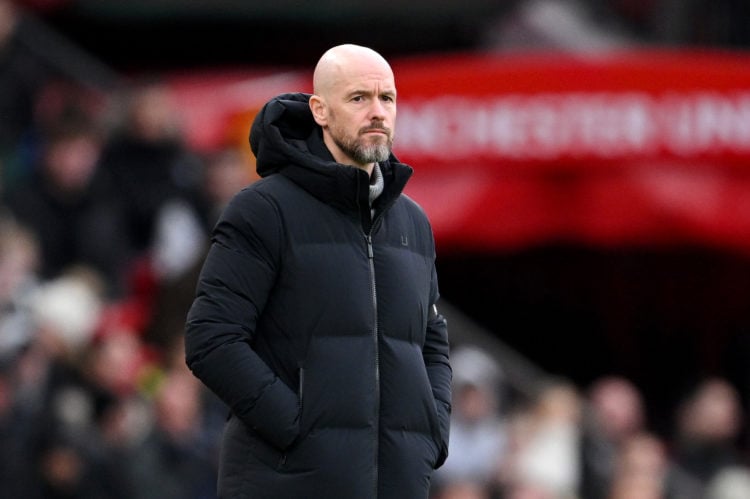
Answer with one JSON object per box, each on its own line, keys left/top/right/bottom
{"left": 434, "top": 346, "right": 508, "bottom": 494}
{"left": 504, "top": 378, "right": 582, "bottom": 498}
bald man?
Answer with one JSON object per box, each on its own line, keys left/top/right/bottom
{"left": 185, "top": 44, "right": 452, "bottom": 499}
{"left": 309, "top": 44, "right": 396, "bottom": 175}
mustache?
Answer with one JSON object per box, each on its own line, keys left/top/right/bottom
{"left": 360, "top": 122, "right": 391, "bottom": 135}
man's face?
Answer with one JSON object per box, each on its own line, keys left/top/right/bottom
{"left": 315, "top": 60, "right": 397, "bottom": 168}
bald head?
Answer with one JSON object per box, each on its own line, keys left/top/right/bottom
{"left": 309, "top": 44, "right": 397, "bottom": 173}
{"left": 313, "top": 44, "right": 393, "bottom": 98}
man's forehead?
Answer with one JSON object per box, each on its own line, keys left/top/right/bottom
{"left": 335, "top": 67, "right": 395, "bottom": 91}
{"left": 314, "top": 46, "right": 395, "bottom": 97}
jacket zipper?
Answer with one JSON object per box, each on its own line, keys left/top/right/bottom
{"left": 363, "top": 170, "right": 391, "bottom": 498}
{"left": 365, "top": 233, "right": 380, "bottom": 498}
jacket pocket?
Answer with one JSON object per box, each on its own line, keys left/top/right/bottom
{"left": 246, "top": 376, "right": 301, "bottom": 450}
{"left": 298, "top": 367, "right": 305, "bottom": 413}
{"left": 294, "top": 366, "right": 306, "bottom": 434}
{"left": 225, "top": 414, "right": 285, "bottom": 470}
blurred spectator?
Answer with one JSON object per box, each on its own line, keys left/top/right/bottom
{"left": 110, "top": 90, "right": 257, "bottom": 354}
{"left": 579, "top": 375, "right": 646, "bottom": 499}
{"left": 608, "top": 430, "right": 704, "bottom": 499}
{"left": 608, "top": 432, "right": 671, "bottom": 499}
{"left": 672, "top": 377, "right": 746, "bottom": 490}
{"left": 139, "top": 145, "right": 255, "bottom": 351}
{"left": 29, "top": 267, "right": 104, "bottom": 357}
{"left": 202, "top": 146, "right": 256, "bottom": 227}
{"left": 98, "top": 80, "right": 208, "bottom": 283}
{"left": 0, "top": 0, "right": 56, "bottom": 188}
{"left": 127, "top": 367, "right": 219, "bottom": 499}
{"left": 4, "top": 106, "right": 133, "bottom": 297}
{"left": 503, "top": 377, "right": 582, "bottom": 498}
{"left": 434, "top": 345, "right": 508, "bottom": 496}
{"left": 0, "top": 215, "right": 40, "bottom": 358}
{"left": 0, "top": 215, "right": 39, "bottom": 496}
{"left": 86, "top": 319, "right": 158, "bottom": 400}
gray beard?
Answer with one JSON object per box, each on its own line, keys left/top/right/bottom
{"left": 334, "top": 135, "right": 391, "bottom": 165}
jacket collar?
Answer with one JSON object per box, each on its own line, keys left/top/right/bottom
{"left": 250, "top": 93, "right": 413, "bottom": 217}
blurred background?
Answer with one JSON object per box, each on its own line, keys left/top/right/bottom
{"left": 2, "top": 0, "right": 750, "bottom": 498}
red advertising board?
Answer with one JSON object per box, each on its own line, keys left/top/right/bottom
{"left": 168, "top": 50, "right": 750, "bottom": 254}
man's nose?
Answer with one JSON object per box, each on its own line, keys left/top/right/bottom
{"left": 369, "top": 99, "right": 386, "bottom": 120}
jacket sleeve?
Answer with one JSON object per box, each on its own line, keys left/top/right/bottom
{"left": 424, "top": 263, "right": 452, "bottom": 469}
{"left": 184, "top": 188, "right": 300, "bottom": 450}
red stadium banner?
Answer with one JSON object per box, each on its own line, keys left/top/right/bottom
{"left": 393, "top": 50, "right": 750, "bottom": 170}
{"left": 168, "top": 50, "right": 750, "bottom": 254}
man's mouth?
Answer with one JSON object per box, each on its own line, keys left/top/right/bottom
{"left": 362, "top": 127, "right": 389, "bottom": 136}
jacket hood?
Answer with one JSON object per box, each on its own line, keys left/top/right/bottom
{"left": 249, "top": 92, "right": 413, "bottom": 216}
{"left": 250, "top": 93, "right": 329, "bottom": 178}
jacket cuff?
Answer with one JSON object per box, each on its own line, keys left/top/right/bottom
{"left": 433, "top": 399, "right": 451, "bottom": 469}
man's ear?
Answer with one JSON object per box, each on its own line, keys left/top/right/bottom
{"left": 309, "top": 95, "right": 327, "bottom": 126}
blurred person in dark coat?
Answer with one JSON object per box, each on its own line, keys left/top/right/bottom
{"left": 672, "top": 378, "right": 745, "bottom": 491}
{"left": 0, "top": 0, "right": 57, "bottom": 188}
{"left": 99, "top": 80, "right": 208, "bottom": 282}
{"left": 127, "top": 368, "right": 218, "bottom": 499}
{"left": 579, "top": 375, "right": 646, "bottom": 499}
{"left": 202, "top": 146, "right": 256, "bottom": 228}
{"left": 185, "top": 44, "right": 451, "bottom": 499}
{"left": 5, "top": 110, "right": 133, "bottom": 297}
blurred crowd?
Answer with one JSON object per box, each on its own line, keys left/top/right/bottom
{"left": 0, "top": 3, "right": 255, "bottom": 497}
{"left": 2, "top": 0, "right": 750, "bottom": 498}
{"left": 0, "top": 73, "right": 250, "bottom": 498}
{"left": 431, "top": 346, "right": 750, "bottom": 499}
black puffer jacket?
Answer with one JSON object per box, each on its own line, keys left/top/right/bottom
{"left": 185, "top": 93, "right": 451, "bottom": 499}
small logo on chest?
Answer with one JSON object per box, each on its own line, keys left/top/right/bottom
{"left": 400, "top": 234, "right": 408, "bottom": 246}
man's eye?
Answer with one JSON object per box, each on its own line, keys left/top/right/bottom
{"left": 351, "top": 96, "right": 363, "bottom": 102}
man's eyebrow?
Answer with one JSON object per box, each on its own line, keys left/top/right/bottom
{"left": 346, "top": 88, "right": 397, "bottom": 98}
{"left": 346, "top": 88, "right": 373, "bottom": 97}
